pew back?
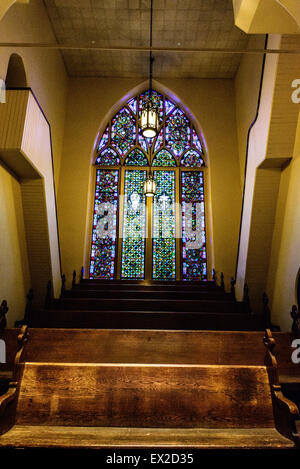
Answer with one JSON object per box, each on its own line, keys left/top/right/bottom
{"left": 22, "top": 329, "right": 266, "bottom": 365}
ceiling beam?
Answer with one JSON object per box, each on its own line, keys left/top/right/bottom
{"left": 0, "top": 43, "right": 300, "bottom": 55}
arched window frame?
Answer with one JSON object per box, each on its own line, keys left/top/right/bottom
{"left": 89, "top": 89, "right": 209, "bottom": 281}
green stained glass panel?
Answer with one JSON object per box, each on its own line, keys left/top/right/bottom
{"left": 124, "top": 148, "right": 148, "bottom": 166}
{"left": 121, "top": 170, "right": 147, "bottom": 279}
{"left": 152, "top": 149, "right": 176, "bottom": 167}
{"left": 152, "top": 171, "right": 176, "bottom": 280}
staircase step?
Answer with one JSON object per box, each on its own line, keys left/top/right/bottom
{"left": 50, "top": 298, "right": 241, "bottom": 313}
{"left": 65, "top": 289, "right": 231, "bottom": 300}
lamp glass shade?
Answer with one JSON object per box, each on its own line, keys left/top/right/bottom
{"left": 141, "top": 102, "right": 159, "bottom": 138}
{"left": 143, "top": 176, "right": 157, "bottom": 197}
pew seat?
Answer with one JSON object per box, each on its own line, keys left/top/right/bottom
{"left": 0, "top": 426, "right": 293, "bottom": 449}
{"left": 0, "top": 360, "right": 297, "bottom": 449}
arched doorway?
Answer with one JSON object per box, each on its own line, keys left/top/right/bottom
{"left": 89, "top": 90, "right": 208, "bottom": 281}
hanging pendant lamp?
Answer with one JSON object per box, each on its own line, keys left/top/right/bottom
{"left": 143, "top": 170, "right": 157, "bottom": 197}
{"left": 141, "top": 0, "right": 159, "bottom": 139}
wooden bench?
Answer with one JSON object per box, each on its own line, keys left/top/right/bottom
{"left": 0, "top": 327, "right": 298, "bottom": 449}
{"left": 32, "top": 310, "right": 264, "bottom": 330}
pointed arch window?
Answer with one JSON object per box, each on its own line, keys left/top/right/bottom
{"left": 91, "top": 89, "right": 208, "bottom": 281}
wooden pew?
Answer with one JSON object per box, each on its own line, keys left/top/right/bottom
{"left": 32, "top": 310, "right": 265, "bottom": 330}
{"left": 0, "top": 328, "right": 298, "bottom": 448}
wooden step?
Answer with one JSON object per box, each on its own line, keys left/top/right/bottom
{"left": 50, "top": 298, "right": 242, "bottom": 313}
{"left": 33, "top": 310, "right": 265, "bottom": 330}
{"left": 76, "top": 280, "right": 219, "bottom": 291}
{"left": 21, "top": 329, "right": 266, "bottom": 365}
{"left": 65, "top": 289, "right": 231, "bottom": 300}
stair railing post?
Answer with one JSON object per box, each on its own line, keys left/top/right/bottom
{"left": 262, "top": 292, "right": 272, "bottom": 329}
{"left": 212, "top": 268, "right": 216, "bottom": 284}
{"left": 220, "top": 272, "right": 225, "bottom": 291}
{"left": 0, "top": 300, "right": 8, "bottom": 336}
{"left": 230, "top": 277, "right": 236, "bottom": 301}
{"left": 72, "top": 270, "right": 77, "bottom": 287}
{"left": 45, "top": 280, "right": 52, "bottom": 309}
{"left": 291, "top": 305, "right": 300, "bottom": 337}
{"left": 243, "top": 283, "right": 250, "bottom": 311}
{"left": 61, "top": 274, "right": 66, "bottom": 298}
{"left": 24, "top": 288, "right": 34, "bottom": 324}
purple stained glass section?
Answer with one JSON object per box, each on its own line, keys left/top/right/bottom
{"left": 154, "top": 127, "right": 164, "bottom": 153}
{"left": 127, "top": 97, "right": 137, "bottom": 115}
{"left": 165, "top": 108, "right": 191, "bottom": 157}
{"left": 97, "top": 125, "right": 109, "bottom": 151}
{"left": 165, "top": 98, "right": 175, "bottom": 115}
{"left": 192, "top": 128, "right": 203, "bottom": 153}
{"left": 89, "top": 169, "right": 119, "bottom": 279}
{"left": 181, "top": 171, "right": 207, "bottom": 281}
{"left": 95, "top": 147, "right": 120, "bottom": 165}
{"left": 111, "top": 107, "right": 136, "bottom": 155}
{"left": 181, "top": 150, "right": 204, "bottom": 168}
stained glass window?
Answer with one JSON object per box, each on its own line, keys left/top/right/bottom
{"left": 139, "top": 90, "right": 164, "bottom": 120}
{"left": 121, "top": 170, "right": 147, "bottom": 279}
{"left": 154, "top": 127, "right": 164, "bottom": 153}
{"left": 125, "top": 148, "right": 148, "bottom": 166}
{"left": 95, "top": 147, "right": 120, "bottom": 165}
{"left": 152, "top": 171, "right": 176, "bottom": 280}
{"left": 91, "top": 89, "right": 207, "bottom": 282}
{"left": 192, "top": 128, "right": 203, "bottom": 153}
{"left": 181, "top": 150, "right": 204, "bottom": 168}
{"left": 89, "top": 169, "right": 119, "bottom": 279}
{"left": 165, "top": 108, "right": 191, "bottom": 157}
{"left": 97, "top": 125, "right": 109, "bottom": 151}
{"left": 181, "top": 171, "right": 207, "bottom": 281}
{"left": 152, "top": 149, "right": 176, "bottom": 167}
{"left": 111, "top": 108, "right": 136, "bottom": 155}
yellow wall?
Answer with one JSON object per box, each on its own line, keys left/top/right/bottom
{"left": 267, "top": 112, "right": 300, "bottom": 331}
{"left": 0, "top": 0, "right": 68, "bottom": 316}
{"left": 0, "top": 165, "right": 30, "bottom": 326}
{"left": 0, "top": 0, "right": 68, "bottom": 187}
{"left": 58, "top": 77, "right": 242, "bottom": 288}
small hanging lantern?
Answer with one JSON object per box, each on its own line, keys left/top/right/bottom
{"left": 143, "top": 171, "right": 157, "bottom": 197}
{"left": 141, "top": 99, "right": 159, "bottom": 138}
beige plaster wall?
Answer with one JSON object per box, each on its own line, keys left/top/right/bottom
{"left": 58, "top": 77, "right": 242, "bottom": 288}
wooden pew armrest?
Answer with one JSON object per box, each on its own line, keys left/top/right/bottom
{"left": 0, "top": 382, "right": 17, "bottom": 418}
{"left": 273, "top": 386, "right": 300, "bottom": 446}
